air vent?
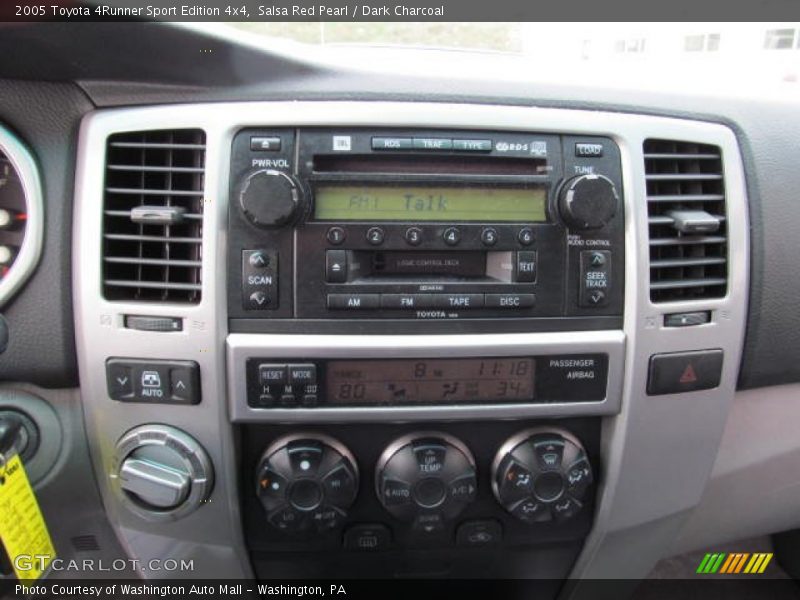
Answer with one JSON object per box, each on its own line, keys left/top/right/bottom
{"left": 102, "top": 130, "right": 205, "bottom": 303}
{"left": 644, "top": 139, "right": 728, "bottom": 302}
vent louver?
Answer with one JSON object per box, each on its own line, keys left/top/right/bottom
{"left": 102, "top": 130, "right": 205, "bottom": 303}
{"left": 644, "top": 139, "right": 728, "bottom": 302}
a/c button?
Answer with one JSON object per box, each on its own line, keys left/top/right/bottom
{"left": 647, "top": 349, "right": 723, "bottom": 395}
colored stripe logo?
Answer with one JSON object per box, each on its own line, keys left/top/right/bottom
{"left": 697, "top": 552, "right": 773, "bottom": 574}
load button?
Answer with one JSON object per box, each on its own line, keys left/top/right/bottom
{"left": 647, "top": 350, "right": 724, "bottom": 395}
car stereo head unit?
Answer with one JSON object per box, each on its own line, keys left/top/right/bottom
{"left": 227, "top": 128, "right": 624, "bottom": 333}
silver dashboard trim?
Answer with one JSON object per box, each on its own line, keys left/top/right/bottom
{"left": 72, "top": 101, "right": 749, "bottom": 582}
{"left": 227, "top": 331, "right": 625, "bottom": 422}
{"left": 0, "top": 126, "right": 44, "bottom": 308}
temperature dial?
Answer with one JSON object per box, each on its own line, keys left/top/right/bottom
{"left": 492, "top": 428, "right": 593, "bottom": 523}
{"left": 256, "top": 434, "right": 358, "bottom": 534}
{"left": 238, "top": 169, "right": 301, "bottom": 228}
{"left": 376, "top": 433, "right": 477, "bottom": 533}
{"left": 558, "top": 174, "right": 619, "bottom": 230}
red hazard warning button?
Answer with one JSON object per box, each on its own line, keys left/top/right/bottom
{"left": 647, "top": 350, "right": 724, "bottom": 396}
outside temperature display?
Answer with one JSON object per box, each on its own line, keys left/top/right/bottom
{"left": 326, "top": 358, "right": 535, "bottom": 405}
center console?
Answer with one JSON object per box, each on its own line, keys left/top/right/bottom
{"left": 72, "top": 102, "right": 749, "bottom": 590}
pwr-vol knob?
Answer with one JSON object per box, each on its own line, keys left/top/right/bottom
{"left": 256, "top": 434, "right": 358, "bottom": 534}
{"left": 238, "top": 169, "right": 301, "bottom": 228}
{"left": 558, "top": 173, "right": 619, "bottom": 230}
{"left": 492, "top": 428, "right": 593, "bottom": 523}
{"left": 376, "top": 433, "right": 477, "bottom": 534}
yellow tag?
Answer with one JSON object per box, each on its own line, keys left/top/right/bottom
{"left": 0, "top": 454, "right": 56, "bottom": 581}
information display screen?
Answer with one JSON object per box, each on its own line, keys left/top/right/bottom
{"left": 313, "top": 185, "right": 547, "bottom": 222}
{"left": 326, "top": 358, "right": 535, "bottom": 405}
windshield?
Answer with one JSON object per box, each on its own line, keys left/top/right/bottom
{"left": 224, "top": 22, "right": 800, "bottom": 89}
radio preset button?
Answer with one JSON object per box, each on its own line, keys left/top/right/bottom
{"left": 404, "top": 227, "right": 423, "bottom": 246}
{"left": 516, "top": 251, "right": 538, "bottom": 283}
{"left": 326, "top": 226, "right": 346, "bottom": 245}
{"left": 372, "top": 137, "right": 413, "bottom": 150}
{"left": 518, "top": 228, "right": 534, "bottom": 246}
{"left": 366, "top": 227, "right": 385, "bottom": 246}
{"left": 485, "top": 293, "right": 536, "bottom": 309}
{"left": 328, "top": 294, "right": 380, "bottom": 310}
{"left": 442, "top": 227, "right": 461, "bottom": 246}
{"left": 481, "top": 227, "right": 498, "bottom": 246}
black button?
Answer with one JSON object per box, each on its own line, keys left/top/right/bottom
{"left": 372, "top": 137, "right": 413, "bottom": 150}
{"left": 442, "top": 227, "right": 461, "bottom": 246}
{"left": 300, "top": 394, "right": 318, "bottom": 407}
{"left": 533, "top": 471, "right": 565, "bottom": 502}
{"left": 552, "top": 497, "right": 582, "bottom": 522}
{"left": 259, "top": 364, "right": 288, "bottom": 385}
{"left": 288, "top": 479, "right": 323, "bottom": 511}
{"left": 327, "top": 294, "right": 380, "bottom": 310}
{"left": 366, "top": 227, "right": 385, "bottom": 245}
{"left": 134, "top": 364, "right": 171, "bottom": 402}
{"left": 575, "top": 142, "right": 604, "bottom": 157}
{"left": 499, "top": 460, "right": 535, "bottom": 504}
{"left": 267, "top": 506, "right": 306, "bottom": 532}
{"left": 456, "top": 519, "right": 502, "bottom": 547}
{"left": 447, "top": 473, "right": 477, "bottom": 503}
{"left": 518, "top": 228, "right": 534, "bottom": 246}
{"left": 256, "top": 469, "right": 289, "bottom": 511}
{"left": 564, "top": 458, "right": 593, "bottom": 499}
{"left": 310, "top": 504, "right": 346, "bottom": 531}
{"left": 414, "top": 444, "right": 447, "bottom": 476}
{"left": 413, "top": 478, "right": 447, "bottom": 508}
{"left": 405, "top": 227, "right": 423, "bottom": 246}
{"left": 326, "top": 250, "right": 348, "bottom": 283}
{"left": 516, "top": 251, "right": 537, "bottom": 282}
{"left": 413, "top": 512, "right": 446, "bottom": 533}
{"left": 485, "top": 294, "right": 536, "bottom": 309}
{"left": 413, "top": 138, "right": 453, "bottom": 150}
{"left": 322, "top": 463, "right": 356, "bottom": 504}
{"left": 247, "top": 290, "right": 269, "bottom": 308}
{"left": 326, "top": 226, "right": 346, "bottom": 245}
{"left": 288, "top": 443, "right": 324, "bottom": 475}
{"left": 250, "top": 136, "right": 281, "bottom": 151}
{"left": 533, "top": 438, "right": 565, "bottom": 471}
{"left": 248, "top": 251, "right": 270, "bottom": 268}
{"left": 343, "top": 524, "right": 391, "bottom": 551}
{"left": 250, "top": 393, "right": 276, "bottom": 408}
{"left": 106, "top": 361, "right": 134, "bottom": 400}
{"left": 579, "top": 250, "right": 610, "bottom": 307}
{"left": 288, "top": 364, "right": 317, "bottom": 385}
{"left": 382, "top": 478, "right": 412, "bottom": 506}
{"left": 481, "top": 227, "right": 498, "bottom": 246}
{"left": 510, "top": 498, "right": 549, "bottom": 523}
{"left": 279, "top": 394, "right": 298, "bottom": 407}
{"left": 664, "top": 311, "right": 711, "bottom": 327}
{"left": 169, "top": 363, "right": 201, "bottom": 405}
{"left": 452, "top": 139, "right": 492, "bottom": 152}
{"left": 647, "top": 350, "right": 724, "bottom": 395}
{"left": 433, "top": 294, "right": 484, "bottom": 309}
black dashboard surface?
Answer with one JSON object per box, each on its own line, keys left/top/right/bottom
{"left": 0, "top": 22, "right": 796, "bottom": 390}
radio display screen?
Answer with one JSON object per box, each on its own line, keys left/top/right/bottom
{"left": 325, "top": 358, "right": 535, "bottom": 405}
{"left": 313, "top": 185, "right": 547, "bottom": 222}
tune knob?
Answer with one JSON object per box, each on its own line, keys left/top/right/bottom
{"left": 492, "top": 428, "right": 593, "bottom": 523}
{"left": 238, "top": 169, "right": 301, "bottom": 228}
{"left": 256, "top": 434, "right": 358, "bottom": 534}
{"left": 376, "top": 433, "right": 476, "bottom": 533}
{"left": 558, "top": 174, "right": 619, "bottom": 230}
